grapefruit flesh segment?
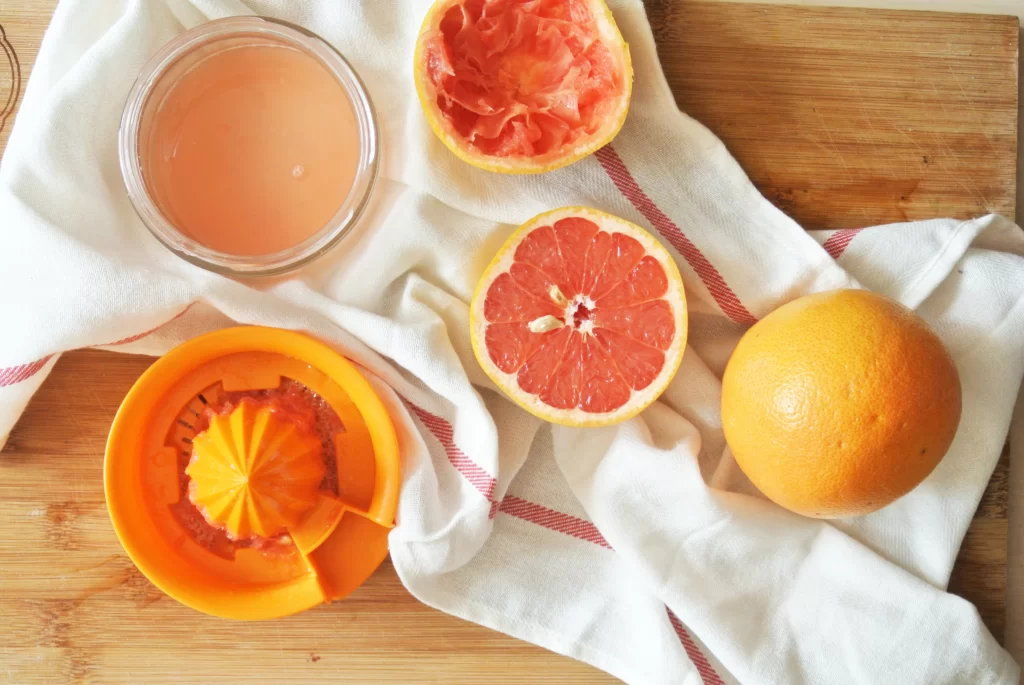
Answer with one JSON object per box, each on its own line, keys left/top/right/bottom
{"left": 483, "top": 271, "right": 562, "bottom": 322}
{"left": 579, "top": 336, "right": 632, "bottom": 413}
{"left": 590, "top": 233, "right": 645, "bottom": 300}
{"left": 518, "top": 327, "right": 573, "bottom": 395}
{"left": 592, "top": 300, "right": 676, "bottom": 351}
{"left": 422, "top": 0, "right": 628, "bottom": 160}
{"left": 476, "top": 210, "right": 686, "bottom": 421}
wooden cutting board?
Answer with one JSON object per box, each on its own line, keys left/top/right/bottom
{"left": 0, "top": 2, "right": 1018, "bottom": 683}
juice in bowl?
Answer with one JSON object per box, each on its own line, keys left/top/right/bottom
{"left": 119, "top": 17, "right": 379, "bottom": 276}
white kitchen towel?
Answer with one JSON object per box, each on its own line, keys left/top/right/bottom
{"left": 2, "top": 1, "right": 1023, "bottom": 683}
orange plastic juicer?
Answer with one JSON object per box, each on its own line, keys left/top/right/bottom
{"left": 104, "top": 327, "right": 399, "bottom": 619}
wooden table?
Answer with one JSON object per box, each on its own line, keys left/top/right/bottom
{"left": 1, "top": 2, "right": 1019, "bottom": 683}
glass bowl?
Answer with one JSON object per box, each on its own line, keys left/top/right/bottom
{"left": 119, "top": 17, "right": 379, "bottom": 277}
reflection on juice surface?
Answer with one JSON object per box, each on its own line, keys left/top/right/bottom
{"left": 141, "top": 45, "right": 359, "bottom": 256}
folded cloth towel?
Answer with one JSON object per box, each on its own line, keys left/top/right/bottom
{"left": 2, "top": 1, "right": 1022, "bottom": 683}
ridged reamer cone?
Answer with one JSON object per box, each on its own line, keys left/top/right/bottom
{"left": 186, "top": 401, "right": 325, "bottom": 539}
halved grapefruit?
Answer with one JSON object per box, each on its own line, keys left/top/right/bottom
{"left": 470, "top": 207, "right": 687, "bottom": 426}
{"left": 414, "top": 0, "right": 633, "bottom": 174}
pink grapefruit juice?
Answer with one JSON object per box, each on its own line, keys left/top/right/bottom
{"left": 140, "top": 44, "right": 360, "bottom": 256}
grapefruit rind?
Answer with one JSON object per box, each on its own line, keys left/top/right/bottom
{"left": 413, "top": 0, "right": 633, "bottom": 174}
{"left": 470, "top": 206, "right": 687, "bottom": 426}
{"left": 720, "top": 289, "right": 962, "bottom": 519}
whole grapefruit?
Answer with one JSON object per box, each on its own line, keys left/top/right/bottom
{"left": 721, "top": 289, "right": 961, "bottom": 519}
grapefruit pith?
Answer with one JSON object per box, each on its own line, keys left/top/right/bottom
{"left": 470, "top": 207, "right": 687, "bottom": 426}
{"left": 721, "top": 289, "right": 962, "bottom": 519}
{"left": 414, "top": 0, "right": 633, "bottom": 173}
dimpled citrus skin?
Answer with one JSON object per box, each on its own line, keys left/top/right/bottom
{"left": 721, "top": 289, "right": 962, "bottom": 519}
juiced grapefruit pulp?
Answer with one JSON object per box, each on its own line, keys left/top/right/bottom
{"left": 416, "top": 0, "right": 632, "bottom": 172}
{"left": 471, "top": 207, "right": 686, "bottom": 426}
{"left": 171, "top": 379, "right": 344, "bottom": 558}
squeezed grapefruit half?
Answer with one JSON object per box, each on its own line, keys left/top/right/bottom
{"left": 414, "top": 0, "right": 633, "bottom": 173}
{"left": 470, "top": 207, "right": 687, "bottom": 426}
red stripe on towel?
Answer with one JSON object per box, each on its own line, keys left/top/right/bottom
{"left": 0, "top": 304, "right": 197, "bottom": 388}
{"left": 407, "top": 403, "right": 499, "bottom": 516}
{"left": 402, "top": 400, "right": 728, "bottom": 683}
{"left": 499, "top": 494, "right": 727, "bottom": 683}
{"left": 668, "top": 608, "right": 727, "bottom": 685}
{"left": 822, "top": 228, "right": 863, "bottom": 259}
{"left": 104, "top": 304, "right": 196, "bottom": 346}
{"left": 498, "top": 495, "right": 612, "bottom": 549}
{"left": 0, "top": 355, "right": 54, "bottom": 388}
{"left": 595, "top": 146, "right": 757, "bottom": 326}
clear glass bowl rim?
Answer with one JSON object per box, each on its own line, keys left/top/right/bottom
{"left": 118, "top": 16, "right": 380, "bottom": 277}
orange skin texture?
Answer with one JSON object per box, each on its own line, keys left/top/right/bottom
{"left": 721, "top": 289, "right": 962, "bottom": 519}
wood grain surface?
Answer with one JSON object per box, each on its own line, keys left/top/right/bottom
{"left": 0, "top": 2, "right": 1019, "bottom": 683}
{"left": 646, "top": 1, "right": 1019, "bottom": 228}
